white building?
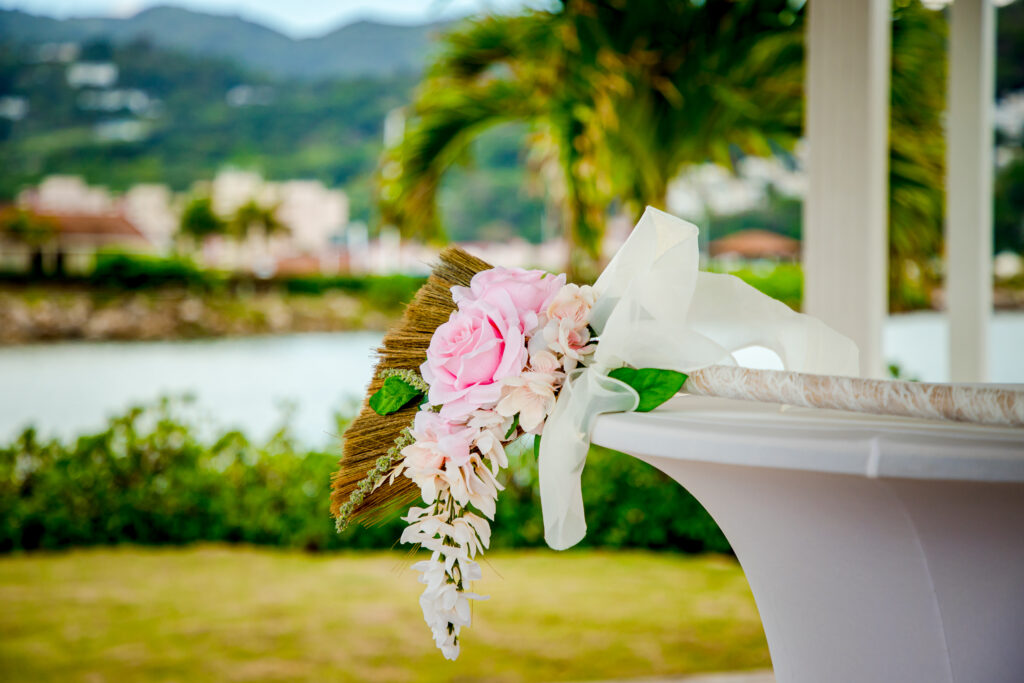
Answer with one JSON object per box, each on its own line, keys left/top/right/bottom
{"left": 20, "top": 175, "right": 114, "bottom": 214}
{"left": 275, "top": 180, "right": 348, "bottom": 253}
{"left": 121, "top": 184, "right": 177, "bottom": 250}
{"left": 204, "top": 169, "right": 349, "bottom": 272}
{"left": 66, "top": 62, "right": 118, "bottom": 89}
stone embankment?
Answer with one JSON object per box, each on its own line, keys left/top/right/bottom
{"left": 0, "top": 287, "right": 394, "bottom": 344}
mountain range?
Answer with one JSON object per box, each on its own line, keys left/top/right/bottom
{"left": 0, "top": 6, "right": 450, "bottom": 79}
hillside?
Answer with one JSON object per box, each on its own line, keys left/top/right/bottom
{"left": 0, "top": 6, "right": 449, "bottom": 79}
{"left": 0, "top": 36, "right": 544, "bottom": 239}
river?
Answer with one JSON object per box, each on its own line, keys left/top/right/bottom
{"left": 1, "top": 313, "right": 1022, "bottom": 446}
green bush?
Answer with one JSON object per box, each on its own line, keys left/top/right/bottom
{"left": 730, "top": 263, "right": 803, "bottom": 311}
{"left": 283, "top": 273, "right": 425, "bottom": 310}
{"left": 0, "top": 401, "right": 728, "bottom": 555}
{"left": 90, "top": 252, "right": 216, "bottom": 290}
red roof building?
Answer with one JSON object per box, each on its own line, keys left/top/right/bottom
{"left": 708, "top": 229, "right": 800, "bottom": 261}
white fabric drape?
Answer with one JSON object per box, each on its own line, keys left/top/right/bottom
{"left": 539, "top": 207, "right": 860, "bottom": 550}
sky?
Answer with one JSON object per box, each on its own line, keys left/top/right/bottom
{"left": 1, "top": 0, "right": 548, "bottom": 37}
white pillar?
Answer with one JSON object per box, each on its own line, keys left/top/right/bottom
{"left": 946, "top": 0, "right": 995, "bottom": 383}
{"left": 803, "top": 0, "right": 891, "bottom": 378}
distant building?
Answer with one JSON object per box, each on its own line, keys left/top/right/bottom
{"left": 204, "top": 169, "right": 349, "bottom": 274}
{"left": 121, "top": 184, "right": 176, "bottom": 250}
{"left": 0, "top": 205, "right": 150, "bottom": 274}
{"left": 66, "top": 62, "right": 118, "bottom": 89}
{"left": 35, "top": 42, "right": 80, "bottom": 64}
{"left": 77, "top": 89, "right": 152, "bottom": 114}
{"left": 275, "top": 180, "right": 348, "bottom": 253}
{"left": 0, "top": 96, "right": 29, "bottom": 121}
{"left": 19, "top": 176, "right": 114, "bottom": 214}
{"left": 709, "top": 229, "right": 800, "bottom": 262}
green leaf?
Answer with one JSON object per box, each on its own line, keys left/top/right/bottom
{"left": 369, "top": 376, "right": 424, "bottom": 416}
{"left": 607, "top": 367, "right": 688, "bottom": 412}
{"left": 533, "top": 434, "right": 541, "bottom": 459}
{"left": 504, "top": 413, "right": 520, "bottom": 440}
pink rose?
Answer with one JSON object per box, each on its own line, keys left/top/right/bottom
{"left": 421, "top": 296, "right": 529, "bottom": 419}
{"left": 451, "top": 267, "right": 565, "bottom": 335}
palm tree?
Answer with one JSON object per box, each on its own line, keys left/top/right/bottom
{"left": 178, "top": 195, "right": 226, "bottom": 252}
{"left": 229, "top": 199, "right": 288, "bottom": 274}
{"left": 381, "top": 0, "right": 947, "bottom": 301}
{"left": 228, "top": 199, "right": 287, "bottom": 243}
{"left": 380, "top": 0, "right": 806, "bottom": 279}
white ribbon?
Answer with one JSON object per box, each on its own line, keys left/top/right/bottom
{"left": 538, "top": 207, "right": 860, "bottom": 550}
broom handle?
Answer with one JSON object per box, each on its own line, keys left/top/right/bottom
{"left": 683, "top": 365, "right": 1024, "bottom": 428}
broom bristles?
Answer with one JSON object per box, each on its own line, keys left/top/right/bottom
{"left": 330, "top": 247, "right": 492, "bottom": 525}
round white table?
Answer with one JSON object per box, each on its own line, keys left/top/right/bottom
{"left": 591, "top": 395, "right": 1024, "bottom": 683}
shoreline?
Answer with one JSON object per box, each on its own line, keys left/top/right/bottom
{"left": 0, "top": 285, "right": 400, "bottom": 346}
{"left": 2, "top": 283, "right": 1023, "bottom": 347}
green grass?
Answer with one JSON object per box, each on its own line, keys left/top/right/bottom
{"left": 0, "top": 546, "right": 769, "bottom": 682}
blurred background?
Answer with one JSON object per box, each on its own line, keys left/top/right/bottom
{"left": 0, "top": 0, "right": 1022, "bottom": 681}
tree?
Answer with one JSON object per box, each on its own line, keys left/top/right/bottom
{"left": 229, "top": 199, "right": 287, "bottom": 242}
{"left": 381, "top": 0, "right": 948, "bottom": 305}
{"left": 178, "top": 195, "right": 225, "bottom": 249}
{"left": 380, "top": 0, "right": 807, "bottom": 279}
{"left": 0, "top": 207, "right": 56, "bottom": 276}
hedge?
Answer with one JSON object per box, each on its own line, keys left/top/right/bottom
{"left": 0, "top": 400, "right": 729, "bottom": 554}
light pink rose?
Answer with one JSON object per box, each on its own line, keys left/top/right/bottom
{"left": 421, "top": 296, "right": 528, "bottom": 419}
{"left": 451, "top": 267, "right": 565, "bottom": 335}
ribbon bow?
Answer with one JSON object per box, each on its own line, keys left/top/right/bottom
{"left": 538, "top": 207, "right": 860, "bottom": 550}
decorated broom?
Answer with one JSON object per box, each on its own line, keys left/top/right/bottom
{"left": 330, "top": 208, "right": 1024, "bottom": 660}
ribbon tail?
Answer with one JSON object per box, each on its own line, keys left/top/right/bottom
{"left": 538, "top": 369, "right": 639, "bottom": 551}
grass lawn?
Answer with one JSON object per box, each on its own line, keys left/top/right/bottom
{"left": 0, "top": 545, "right": 769, "bottom": 682}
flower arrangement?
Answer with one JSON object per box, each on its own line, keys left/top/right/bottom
{"left": 328, "top": 206, "right": 1024, "bottom": 663}
{"left": 332, "top": 258, "right": 684, "bottom": 660}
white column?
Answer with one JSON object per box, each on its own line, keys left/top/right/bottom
{"left": 803, "top": 0, "right": 891, "bottom": 378}
{"left": 947, "top": 0, "right": 995, "bottom": 383}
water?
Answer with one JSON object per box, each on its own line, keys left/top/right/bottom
{"left": 1, "top": 313, "right": 1021, "bottom": 446}
{"left": 0, "top": 332, "right": 383, "bottom": 447}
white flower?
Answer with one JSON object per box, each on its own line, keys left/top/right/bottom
{"left": 468, "top": 409, "right": 511, "bottom": 472}
{"left": 496, "top": 371, "right": 560, "bottom": 434}
{"left": 450, "top": 513, "right": 491, "bottom": 557}
{"left": 446, "top": 457, "right": 502, "bottom": 519}
{"left": 412, "top": 552, "right": 487, "bottom": 660}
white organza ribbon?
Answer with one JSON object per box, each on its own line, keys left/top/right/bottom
{"left": 539, "top": 207, "right": 860, "bottom": 550}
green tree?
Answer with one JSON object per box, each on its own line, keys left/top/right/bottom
{"left": 0, "top": 207, "right": 56, "bottom": 275}
{"left": 380, "top": 1, "right": 805, "bottom": 279}
{"left": 229, "top": 199, "right": 287, "bottom": 242}
{"left": 995, "top": 155, "right": 1024, "bottom": 254}
{"left": 381, "top": 0, "right": 948, "bottom": 303}
{"left": 178, "top": 195, "right": 225, "bottom": 248}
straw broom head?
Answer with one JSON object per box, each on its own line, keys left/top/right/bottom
{"left": 330, "top": 246, "right": 492, "bottom": 525}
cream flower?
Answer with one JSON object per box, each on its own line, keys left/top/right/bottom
{"left": 528, "top": 349, "right": 563, "bottom": 375}
{"left": 468, "top": 409, "right": 512, "bottom": 472}
{"left": 496, "top": 370, "right": 560, "bottom": 434}
{"left": 546, "top": 283, "right": 595, "bottom": 330}
{"left": 543, "top": 317, "right": 596, "bottom": 371}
